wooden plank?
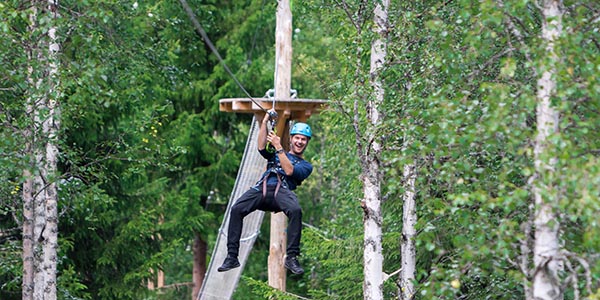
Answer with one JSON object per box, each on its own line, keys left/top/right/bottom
{"left": 221, "top": 98, "right": 326, "bottom": 127}
{"left": 219, "top": 98, "right": 327, "bottom": 115}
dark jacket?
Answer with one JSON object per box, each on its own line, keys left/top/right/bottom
{"left": 253, "top": 149, "right": 313, "bottom": 191}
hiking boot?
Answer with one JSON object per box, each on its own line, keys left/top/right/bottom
{"left": 217, "top": 256, "right": 240, "bottom": 272}
{"left": 284, "top": 256, "right": 304, "bottom": 275}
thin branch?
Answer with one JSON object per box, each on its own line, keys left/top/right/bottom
{"left": 282, "top": 291, "right": 312, "bottom": 300}
{"left": 563, "top": 250, "right": 593, "bottom": 295}
{"left": 383, "top": 267, "right": 402, "bottom": 282}
{"left": 302, "top": 222, "right": 334, "bottom": 241}
{"left": 519, "top": 201, "right": 534, "bottom": 299}
{"left": 336, "top": 0, "right": 364, "bottom": 32}
{"left": 530, "top": 257, "right": 548, "bottom": 283}
{"left": 0, "top": 227, "right": 21, "bottom": 239}
{"left": 332, "top": 96, "right": 353, "bottom": 121}
{"left": 495, "top": 0, "right": 537, "bottom": 77}
{"left": 563, "top": 258, "right": 580, "bottom": 300}
{"left": 588, "top": 149, "right": 600, "bottom": 156}
{"left": 352, "top": 41, "right": 367, "bottom": 165}
{"left": 353, "top": 94, "right": 366, "bottom": 164}
{"left": 569, "top": 5, "right": 600, "bottom": 33}
{"left": 158, "top": 282, "right": 193, "bottom": 290}
{"left": 411, "top": 0, "right": 455, "bottom": 19}
{"left": 467, "top": 47, "right": 514, "bottom": 83}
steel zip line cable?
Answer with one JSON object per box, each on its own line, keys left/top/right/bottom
{"left": 178, "top": 0, "right": 268, "bottom": 112}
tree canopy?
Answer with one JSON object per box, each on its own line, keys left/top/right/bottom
{"left": 1, "top": 0, "right": 599, "bottom": 300}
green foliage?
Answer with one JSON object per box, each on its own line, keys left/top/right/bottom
{"left": 57, "top": 265, "right": 91, "bottom": 300}
{"left": 3, "top": 0, "right": 272, "bottom": 299}
{"left": 304, "top": 0, "right": 600, "bottom": 299}
{"left": 303, "top": 228, "right": 364, "bottom": 299}
{"left": 244, "top": 276, "right": 301, "bottom": 300}
{"left": 2, "top": 0, "right": 599, "bottom": 299}
{"left": 0, "top": 238, "right": 20, "bottom": 300}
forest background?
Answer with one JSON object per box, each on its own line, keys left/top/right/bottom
{"left": 1, "top": 0, "right": 599, "bottom": 299}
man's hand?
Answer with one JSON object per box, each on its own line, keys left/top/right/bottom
{"left": 267, "top": 131, "right": 282, "bottom": 150}
{"left": 259, "top": 109, "right": 278, "bottom": 151}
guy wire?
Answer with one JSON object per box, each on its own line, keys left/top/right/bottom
{"left": 178, "top": 0, "right": 268, "bottom": 112}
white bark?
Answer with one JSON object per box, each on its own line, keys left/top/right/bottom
{"left": 23, "top": 1, "right": 60, "bottom": 299}
{"left": 362, "top": 1, "right": 388, "bottom": 300}
{"left": 362, "top": 178, "right": 383, "bottom": 300}
{"left": 22, "top": 163, "right": 35, "bottom": 300}
{"left": 533, "top": 1, "right": 563, "bottom": 299}
{"left": 23, "top": 4, "right": 40, "bottom": 299}
{"left": 400, "top": 162, "right": 416, "bottom": 300}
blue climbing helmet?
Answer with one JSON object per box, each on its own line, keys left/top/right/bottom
{"left": 290, "top": 122, "right": 312, "bottom": 139}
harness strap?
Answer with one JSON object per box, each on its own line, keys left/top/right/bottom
{"left": 274, "top": 173, "right": 282, "bottom": 198}
{"left": 262, "top": 172, "right": 282, "bottom": 200}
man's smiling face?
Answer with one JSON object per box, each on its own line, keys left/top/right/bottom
{"left": 290, "top": 134, "right": 309, "bottom": 155}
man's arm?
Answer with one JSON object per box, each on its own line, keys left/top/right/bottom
{"left": 258, "top": 109, "right": 294, "bottom": 175}
{"left": 257, "top": 111, "right": 272, "bottom": 151}
{"left": 267, "top": 131, "right": 294, "bottom": 176}
{"left": 290, "top": 160, "right": 313, "bottom": 181}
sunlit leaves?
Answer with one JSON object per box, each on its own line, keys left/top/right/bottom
{"left": 300, "top": 0, "right": 599, "bottom": 299}
{"left": 2, "top": 0, "right": 599, "bottom": 299}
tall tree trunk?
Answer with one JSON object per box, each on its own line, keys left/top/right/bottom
{"left": 532, "top": 1, "right": 563, "bottom": 299}
{"left": 23, "top": 1, "right": 61, "bottom": 299}
{"left": 22, "top": 160, "right": 35, "bottom": 299}
{"left": 361, "top": 1, "right": 388, "bottom": 299}
{"left": 192, "top": 232, "right": 207, "bottom": 300}
{"left": 400, "top": 162, "right": 416, "bottom": 300}
{"left": 23, "top": 6, "right": 40, "bottom": 299}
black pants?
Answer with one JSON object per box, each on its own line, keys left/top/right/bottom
{"left": 226, "top": 186, "right": 302, "bottom": 258}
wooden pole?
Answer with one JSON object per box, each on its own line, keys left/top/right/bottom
{"left": 268, "top": 0, "right": 292, "bottom": 291}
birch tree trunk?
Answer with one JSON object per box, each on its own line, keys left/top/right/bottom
{"left": 400, "top": 162, "right": 416, "bottom": 300}
{"left": 532, "top": 1, "right": 563, "bottom": 299}
{"left": 22, "top": 1, "right": 61, "bottom": 299}
{"left": 361, "top": 1, "right": 388, "bottom": 299}
{"left": 22, "top": 3, "right": 40, "bottom": 297}
{"left": 22, "top": 142, "right": 35, "bottom": 299}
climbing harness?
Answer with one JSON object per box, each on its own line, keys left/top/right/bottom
{"left": 261, "top": 156, "right": 287, "bottom": 201}
{"left": 263, "top": 93, "right": 283, "bottom": 199}
{"left": 262, "top": 169, "right": 283, "bottom": 200}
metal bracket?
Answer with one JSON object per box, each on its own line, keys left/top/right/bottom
{"left": 264, "top": 88, "right": 297, "bottom": 99}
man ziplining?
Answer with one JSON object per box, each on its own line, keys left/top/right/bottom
{"left": 217, "top": 109, "right": 313, "bottom": 275}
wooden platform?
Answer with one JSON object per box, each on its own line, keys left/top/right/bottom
{"left": 219, "top": 98, "right": 328, "bottom": 122}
